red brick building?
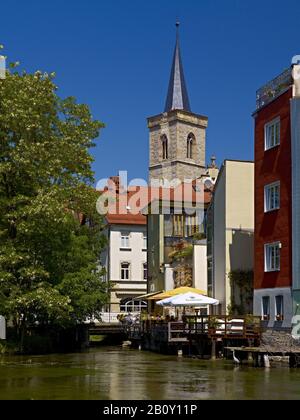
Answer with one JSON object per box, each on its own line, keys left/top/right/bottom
{"left": 254, "top": 63, "right": 300, "bottom": 328}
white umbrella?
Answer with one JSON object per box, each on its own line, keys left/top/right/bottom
{"left": 157, "top": 292, "right": 219, "bottom": 307}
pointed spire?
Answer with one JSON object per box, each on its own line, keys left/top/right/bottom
{"left": 164, "top": 22, "right": 191, "bottom": 113}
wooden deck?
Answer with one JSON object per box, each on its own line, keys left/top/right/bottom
{"left": 225, "top": 347, "right": 300, "bottom": 368}
{"left": 126, "top": 315, "right": 262, "bottom": 356}
{"left": 225, "top": 346, "right": 300, "bottom": 355}
{"left": 168, "top": 316, "right": 261, "bottom": 342}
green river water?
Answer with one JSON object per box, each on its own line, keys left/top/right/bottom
{"left": 0, "top": 347, "right": 300, "bottom": 400}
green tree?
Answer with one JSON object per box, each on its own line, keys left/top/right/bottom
{"left": 0, "top": 53, "right": 108, "bottom": 350}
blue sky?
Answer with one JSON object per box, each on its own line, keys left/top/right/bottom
{"left": 1, "top": 0, "right": 300, "bottom": 184}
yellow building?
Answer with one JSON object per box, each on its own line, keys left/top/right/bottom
{"left": 207, "top": 160, "right": 254, "bottom": 315}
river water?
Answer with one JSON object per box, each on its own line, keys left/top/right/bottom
{"left": 0, "top": 347, "right": 300, "bottom": 400}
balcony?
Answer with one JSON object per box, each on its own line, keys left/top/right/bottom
{"left": 256, "top": 68, "right": 292, "bottom": 110}
{"left": 165, "top": 236, "right": 194, "bottom": 247}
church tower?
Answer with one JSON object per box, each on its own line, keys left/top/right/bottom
{"left": 148, "top": 23, "right": 208, "bottom": 186}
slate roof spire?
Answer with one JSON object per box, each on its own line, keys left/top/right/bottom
{"left": 164, "top": 22, "right": 191, "bottom": 113}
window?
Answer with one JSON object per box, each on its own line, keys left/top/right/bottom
{"left": 265, "top": 182, "right": 280, "bottom": 212}
{"left": 121, "top": 232, "right": 130, "bottom": 249}
{"left": 275, "top": 295, "right": 284, "bottom": 321}
{"left": 120, "top": 298, "right": 147, "bottom": 313}
{"left": 265, "top": 243, "right": 281, "bottom": 272}
{"left": 262, "top": 296, "right": 270, "bottom": 321}
{"left": 164, "top": 214, "right": 173, "bottom": 237}
{"left": 207, "top": 215, "right": 213, "bottom": 257}
{"left": 143, "top": 263, "right": 148, "bottom": 280}
{"left": 165, "top": 213, "right": 206, "bottom": 238}
{"left": 173, "top": 215, "right": 185, "bottom": 237}
{"left": 121, "top": 263, "right": 130, "bottom": 280}
{"left": 143, "top": 235, "right": 147, "bottom": 250}
{"left": 162, "top": 135, "right": 168, "bottom": 160}
{"left": 187, "top": 134, "right": 194, "bottom": 159}
{"left": 207, "top": 259, "right": 213, "bottom": 297}
{"left": 265, "top": 118, "right": 280, "bottom": 150}
{"left": 186, "top": 214, "right": 201, "bottom": 237}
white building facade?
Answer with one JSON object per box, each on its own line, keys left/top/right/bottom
{"left": 101, "top": 217, "right": 148, "bottom": 314}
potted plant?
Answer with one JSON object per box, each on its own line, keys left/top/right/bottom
{"left": 208, "top": 316, "right": 219, "bottom": 334}
{"left": 192, "top": 232, "right": 206, "bottom": 244}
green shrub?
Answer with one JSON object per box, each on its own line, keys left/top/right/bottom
{"left": 0, "top": 340, "right": 18, "bottom": 355}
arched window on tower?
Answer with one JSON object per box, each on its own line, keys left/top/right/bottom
{"left": 161, "top": 135, "right": 169, "bottom": 160}
{"left": 187, "top": 133, "right": 195, "bottom": 159}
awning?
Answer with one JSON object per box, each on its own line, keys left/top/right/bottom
{"left": 135, "top": 291, "right": 165, "bottom": 301}
{"left": 157, "top": 292, "right": 219, "bottom": 307}
{"left": 148, "top": 287, "right": 207, "bottom": 301}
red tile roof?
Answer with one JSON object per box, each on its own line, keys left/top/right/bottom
{"left": 99, "top": 182, "right": 212, "bottom": 226}
{"left": 106, "top": 213, "right": 147, "bottom": 226}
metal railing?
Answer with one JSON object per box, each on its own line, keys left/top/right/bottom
{"left": 126, "top": 316, "right": 262, "bottom": 343}
{"left": 256, "top": 68, "right": 292, "bottom": 110}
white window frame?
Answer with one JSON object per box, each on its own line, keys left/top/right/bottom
{"left": 120, "top": 232, "right": 130, "bottom": 249}
{"left": 275, "top": 295, "right": 284, "bottom": 321}
{"left": 121, "top": 262, "right": 131, "bottom": 280}
{"left": 265, "top": 117, "right": 280, "bottom": 151}
{"left": 143, "top": 235, "right": 147, "bottom": 250}
{"left": 262, "top": 296, "right": 270, "bottom": 321}
{"left": 120, "top": 299, "right": 147, "bottom": 313}
{"left": 264, "top": 242, "right": 281, "bottom": 272}
{"left": 264, "top": 181, "right": 280, "bottom": 213}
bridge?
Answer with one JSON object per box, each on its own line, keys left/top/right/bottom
{"left": 87, "top": 313, "right": 126, "bottom": 342}
{"left": 89, "top": 323, "right": 124, "bottom": 336}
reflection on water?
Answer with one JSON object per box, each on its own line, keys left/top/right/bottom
{"left": 0, "top": 347, "right": 300, "bottom": 400}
